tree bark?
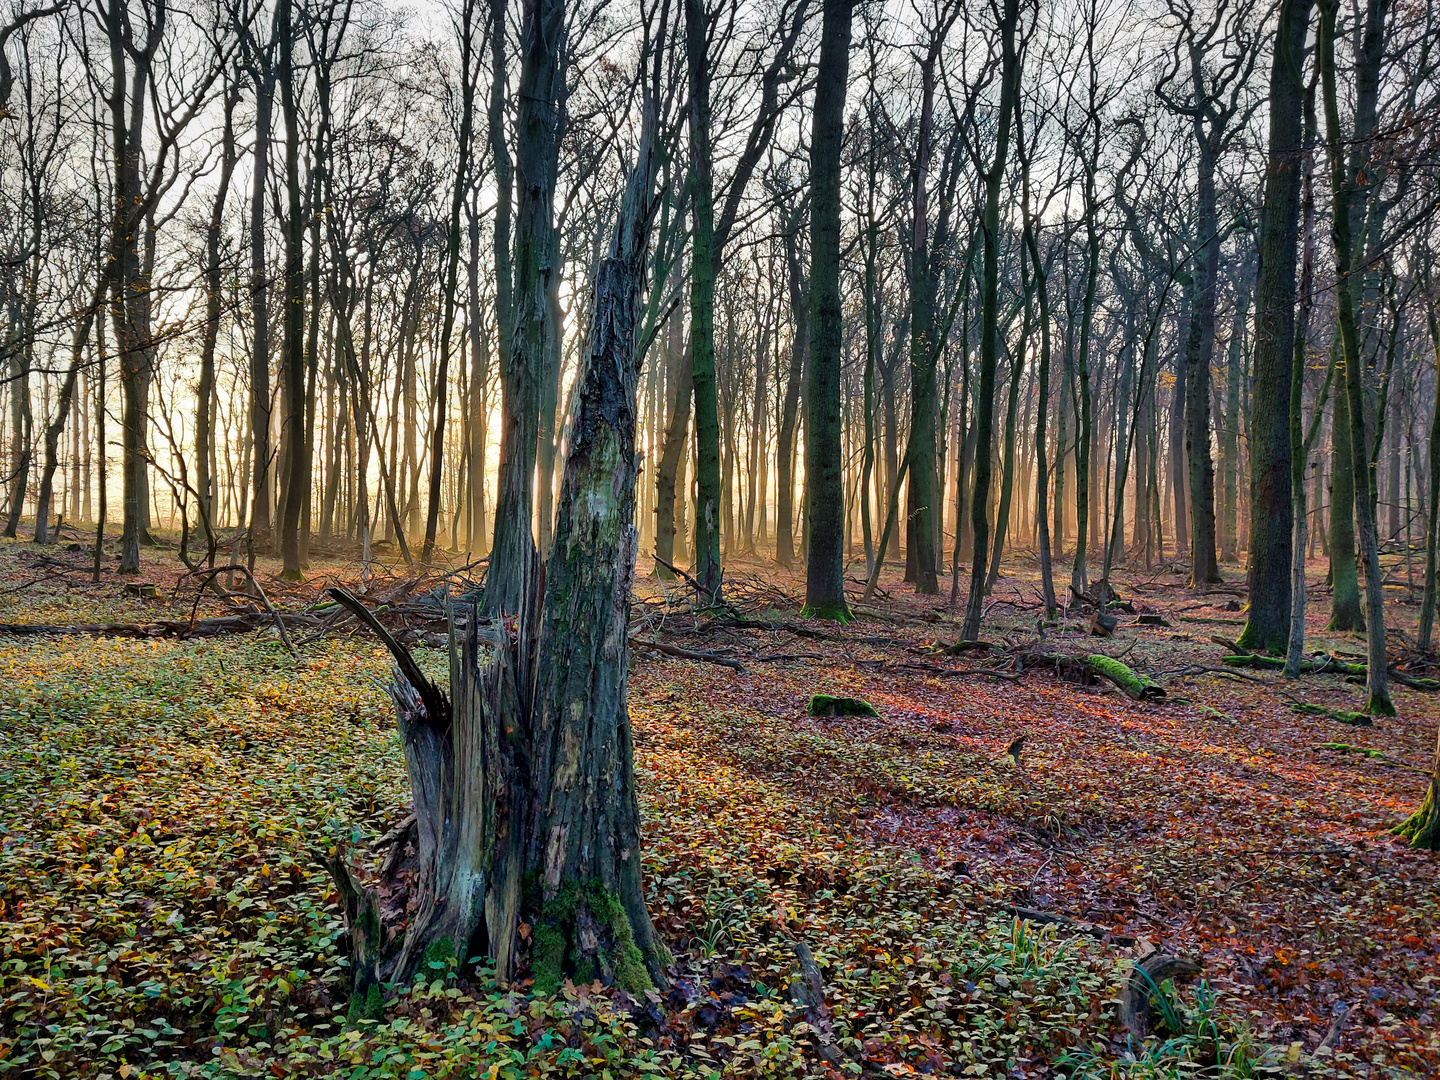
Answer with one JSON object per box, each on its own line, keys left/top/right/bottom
{"left": 489, "top": 0, "right": 563, "bottom": 613}
{"left": 685, "top": 0, "right": 723, "bottom": 598}
{"left": 1319, "top": 0, "right": 1392, "bottom": 715}
{"left": 277, "top": 0, "right": 307, "bottom": 579}
{"left": 961, "top": 0, "right": 1019, "bottom": 640}
{"left": 802, "top": 0, "right": 853, "bottom": 621}
{"left": 776, "top": 216, "right": 808, "bottom": 568}
{"left": 1240, "top": 0, "right": 1312, "bottom": 651}
{"left": 326, "top": 58, "right": 669, "bottom": 999}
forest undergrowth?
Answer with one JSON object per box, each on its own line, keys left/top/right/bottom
{"left": 0, "top": 538, "right": 1434, "bottom": 1079}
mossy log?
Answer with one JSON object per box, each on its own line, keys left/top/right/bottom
{"left": 1018, "top": 650, "right": 1164, "bottom": 701}
{"left": 1223, "top": 653, "right": 1365, "bottom": 675}
{"left": 808, "top": 694, "right": 879, "bottom": 717}
{"left": 1084, "top": 655, "right": 1165, "bottom": 700}
{"left": 1290, "top": 702, "right": 1372, "bottom": 726}
{"left": 1225, "top": 653, "right": 1440, "bottom": 693}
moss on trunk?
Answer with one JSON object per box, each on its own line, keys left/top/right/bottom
{"left": 801, "top": 600, "right": 854, "bottom": 623}
{"left": 1392, "top": 777, "right": 1440, "bottom": 850}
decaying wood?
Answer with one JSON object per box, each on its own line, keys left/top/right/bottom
{"left": 1089, "top": 610, "right": 1119, "bottom": 637}
{"left": 1224, "top": 652, "right": 1440, "bottom": 691}
{"left": 0, "top": 612, "right": 319, "bottom": 640}
{"left": 1119, "top": 953, "right": 1203, "bottom": 1036}
{"left": 312, "top": 111, "right": 672, "bottom": 1003}
{"left": 1015, "top": 649, "right": 1165, "bottom": 700}
{"left": 1318, "top": 1003, "right": 1352, "bottom": 1052}
{"left": 788, "top": 939, "right": 884, "bottom": 1076}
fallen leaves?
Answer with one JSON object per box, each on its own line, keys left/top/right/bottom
{"left": 0, "top": 542, "right": 1435, "bottom": 1078}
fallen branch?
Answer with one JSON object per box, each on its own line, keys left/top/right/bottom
{"left": 1160, "top": 664, "right": 1269, "bottom": 685}
{"left": 973, "top": 898, "right": 1128, "bottom": 944}
{"left": 853, "top": 658, "right": 1019, "bottom": 681}
{"left": 632, "top": 636, "right": 744, "bottom": 671}
{"left": 789, "top": 940, "right": 886, "bottom": 1076}
{"left": 1314, "top": 742, "right": 1432, "bottom": 771}
{"left": 191, "top": 565, "right": 300, "bottom": 660}
{"left": 1318, "top": 1004, "right": 1352, "bottom": 1053}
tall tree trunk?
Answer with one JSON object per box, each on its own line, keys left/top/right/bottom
{"left": 278, "top": 0, "right": 307, "bottom": 580}
{"left": 802, "top": 0, "right": 854, "bottom": 621}
{"left": 1419, "top": 299, "right": 1440, "bottom": 651}
{"left": 776, "top": 220, "right": 807, "bottom": 568}
{"left": 468, "top": 202, "right": 491, "bottom": 554}
{"left": 489, "top": 0, "right": 563, "bottom": 612}
{"left": 249, "top": 30, "right": 276, "bottom": 551}
{"left": 685, "top": 0, "right": 723, "bottom": 598}
{"left": 1319, "top": 0, "right": 1392, "bottom": 715}
{"left": 193, "top": 80, "right": 240, "bottom": 558}
{"left": 1243, "top": 0, "right": 1312, "bottom": 652}
{"left": 961, "top": 0, "right": 1019, "bottom": 640}
{"left": 1283, "top": 67, "right": 1322, "bottom": 674}
{"left": 985, "top": 308, "right": 1028, "bottom": 596}
{"left": 424, "top": 0, "right": 478, "bottom": 561}
{"left": 1168, "top": 286, "right": 1190, "bottom": 554}
{"left": 906, "top": 37, "right": 946, "bottom": 596}
{"left": 1219, "top": 270, "right": 1250, "bottom": 563}
{"left": 1184, "top": 147, "right": 1223, "bottom": 585}
{"left": 35, "top": 285, "right": 103, "bottom": 545}
{"left": 1328, "top": 358, "right": 1365, "bottom": 630}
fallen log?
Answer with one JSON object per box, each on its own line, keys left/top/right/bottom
{"left": 702, "top": 615, "right": 839, "bottom": 641}
{"left": 1290, "top": 702, "right": 1373, "bottom": 726}
{"left": 1223, "top": 653, "right": 1440, "bottom": 691}
{"left": 983, "top": 902, "right": 1137, "bottom": 946}
{"left": 1018, "top": 650, "right": 1165, "bottom": 700}
{"left": 1223, "top": 654, "right": 1365, "bottom": 676}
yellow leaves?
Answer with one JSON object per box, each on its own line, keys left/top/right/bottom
{"left": 27, "top": 976, "right": 51, "bottom": 991}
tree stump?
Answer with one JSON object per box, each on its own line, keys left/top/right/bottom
{"left": 321, "top": 121, "right": 671, "bottom": 1001}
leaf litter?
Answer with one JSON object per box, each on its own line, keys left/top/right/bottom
{"left": 0, "top": 541, "right": 1435, "bottom": 1078}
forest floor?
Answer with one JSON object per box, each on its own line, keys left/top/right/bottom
{"left": 0, "top": 529, "right": 1435, "bottom": 1079}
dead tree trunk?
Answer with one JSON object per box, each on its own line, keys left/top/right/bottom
{"left": 324, "top": 47, "right": 670, "bottom": 1001}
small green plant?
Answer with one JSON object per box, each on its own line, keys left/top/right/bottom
{"left": 693, "top": 885, "right": 743, "bottom": 959}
